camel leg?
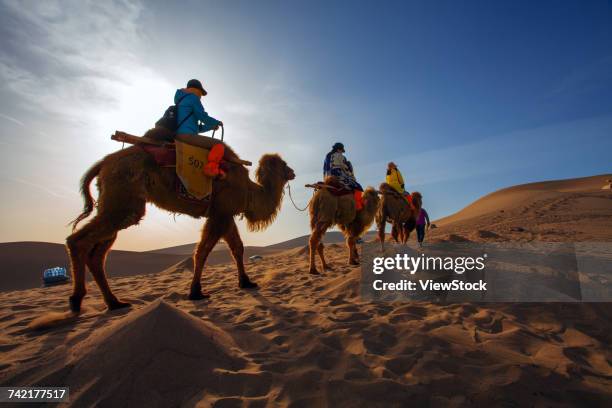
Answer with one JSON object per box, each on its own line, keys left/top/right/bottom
{"left": 377, "top": 214, "right": 386, "bottom": 251}
{"left": 223, "top": 219, "right": 257, "bottom": 289}
{"left": 317, "top": 242, "right": 333, "bottom": 271}
{"left": 400, "top": 224, "right": 407, "bottom": 244}
{"left": 85, "top": 233, "right": 130, "bottom": 310}
{"left": 309, "top": 222, "right": 329, "bottom": 275}
{"left": 347, "top": 235, "right": 360, "bottom": 265}
{"left": 66, "top": 231, "right": 88, "bottom": 313}
{"left": 189, "top": 217, "right": 229, "bottom": 300}
{"left": 66, "top": 208, "right": 144, "bottom": 312}
{"left": 391, "top": 224, "right": 400, "bottom": 243}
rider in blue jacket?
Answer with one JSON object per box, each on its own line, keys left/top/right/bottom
{"left": 175, "top": 79, "right": 222, "bottom": 136}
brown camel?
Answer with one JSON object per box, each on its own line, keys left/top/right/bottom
{"left": 66, "top": 129, "right": 295, "bottom": 312}
{"left": 376, "top": 185, "right": 422, "bottom": 250}
{"left": 308, "top": 184, "right": 380, "bottom": 274}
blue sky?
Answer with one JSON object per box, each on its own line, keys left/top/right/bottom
{"left": 0, "top": 0, "right": 611, "bottom": 250}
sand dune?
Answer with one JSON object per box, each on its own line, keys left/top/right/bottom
{"left": 432, "top": 174, "right": 612, "bottom": 243}
{"left": 436, "top": 174, "right": 610, "bottom": 226}
{"left": 0, "top": 175, "right": 610, "bottom": 406}
{"left": 22, "top": 301, "right": 248, "bottom": 406}
{"left": 146, "top": 231, "right": 371, "bottom": 255}
{"left": 0, "top": 242, "right": 187, "bottom": 292}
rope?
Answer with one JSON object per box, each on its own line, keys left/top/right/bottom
{"left": 286, "top": 183, "right": 311, "bottom": 212}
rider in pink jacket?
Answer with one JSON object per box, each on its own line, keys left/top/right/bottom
{"left": 416, "top": 208, "right": 430, "bottom": 247}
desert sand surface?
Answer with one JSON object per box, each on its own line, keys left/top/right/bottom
{"left": 0, "top": 175, "right": 610, "bottom": 407}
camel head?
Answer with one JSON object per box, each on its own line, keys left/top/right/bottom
{"left": 256, "top": 154, "right": 296, "bottom": 185}
{"left": 246, "top": 154, "right": 295, "bottom": 232}
{"left": 362, "top": 187, "right": 381, "bottom": 215}
{"left": 411, "top": 191, "right": 422, "bottom": 210}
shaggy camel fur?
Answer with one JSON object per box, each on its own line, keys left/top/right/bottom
{"left": 376, "top": 184, "right": 422, "bottom": 249}
{"left": 67, "top": 128, "right": 295, "bottom": 312}
{"left": 308, "top": 184, "right": 380, "bottom": 274}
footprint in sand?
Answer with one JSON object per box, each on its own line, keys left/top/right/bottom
{"left": 271, "top": 335, "right": 289, "bottom": 345}
{"left": 385, "top": 355, "right": 418, "bottom": 375}
{"left": 258, "top": 323, "right": 286, "bottom": 334}
{"left": 162, "top": 291, "right": 183, "bottom": 302}
{"left": 363, "top": 331, "right": 397, "bottom": 355}
{"left": 389, "top": 313, "right": 422, "bottom": 324}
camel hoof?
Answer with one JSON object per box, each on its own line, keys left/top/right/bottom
{"left": 309, "top": 269, "right": 321, "bottom": 275}
{"left": 239, "top": 280, "right": 258, "bottom": 289}
{"left": 108, "top": 301, "right": 132, "bottom": 311}
{"left": 323, "top": 265, "right": 334, "bottom": 271}
{"left": 69, "top": 295, "right": 82, "bottom": 313}
{"left": 349, "top": 260, "right": 360, "bottom": 266}
{"left": 188, "top": 291, "right": 210, "bottom": 301}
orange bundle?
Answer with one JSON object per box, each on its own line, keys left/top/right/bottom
{"left": 354, "top": 190, "right": 364, "bottom": 211}
{"left": 203, "top": 144, "right": 226, "bottom": 178}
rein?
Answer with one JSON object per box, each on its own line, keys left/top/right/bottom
{"left": 286, "top": 183, "right": 312, "bottom": 212}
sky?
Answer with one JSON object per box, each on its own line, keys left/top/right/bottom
{"left": 0, "top": 0, "right": 611, "bottom": 251}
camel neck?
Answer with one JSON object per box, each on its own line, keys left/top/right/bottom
{"left": 245, "top": 175, "right": 285, "bottom": 231}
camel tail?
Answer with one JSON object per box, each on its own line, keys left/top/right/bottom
{"left": 69, "top": 159, "right": 103, "bottom": 230}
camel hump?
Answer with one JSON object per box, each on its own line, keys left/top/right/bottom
{"left": 310, "top": 188, "right": 356, "bottom": 226}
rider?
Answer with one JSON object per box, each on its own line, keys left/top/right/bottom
{"left": 323, "top": 142, "right": 364, "bottom": 209}
{"left": 324, "top": 142, "right": 343, "bottom": 178}
{"left": 386, "top": 162, "right": 412, "bottom": 203}
{"left": 174, "top": 79, "right": 226, "bottom": 177}
{"left": 174, "top": 79, "right": 223, "bottom": 143}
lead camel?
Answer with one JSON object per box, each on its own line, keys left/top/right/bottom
{"left": 67, "top": 128, "right": 295, "bottom": 312}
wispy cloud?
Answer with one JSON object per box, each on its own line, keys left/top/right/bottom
{"left": 0, "top": 112, "right": 24, "bottom": 126}
{"left": 0, "top": 0, "right": 170, "bottom": 130}
{"left": 548, "top": 55, "right": 612, "bottom": 98}
{"left": 6, "top": 176, "right": 70, "bottom": 199}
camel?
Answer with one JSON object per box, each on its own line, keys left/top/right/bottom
{"left": 66, "top": 128, "right": 295, "bottom": 312}
{"left": 376, "top": 184, "right": 422, "bottom": 250}
{"left": 308, "top": 182, "right": 380, "bottom": 274}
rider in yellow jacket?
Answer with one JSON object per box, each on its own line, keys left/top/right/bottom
{"left": 386, "top": 162, "right": 405, "bottom": 194}
{"left": 386, "top": 162, "right": 413, "bottom": 204}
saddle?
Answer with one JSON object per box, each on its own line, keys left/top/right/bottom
{"left": 111, "top": 130, "right": 238, "bottom": 202}
{"left": 309, "top": 177, "right": 364, "bottom": 210}
{"left": 380, "top": 182, "right": 414, "bottom": 209}
{"left": 323, "top": 177, "right": 353, "bottom": 196}
{"left": 140, "top": 142, "right": 221, "bottom": 201}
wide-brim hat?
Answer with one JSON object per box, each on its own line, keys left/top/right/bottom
{"left": 187, "top": 79, "right": 208, "bottom": 96}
